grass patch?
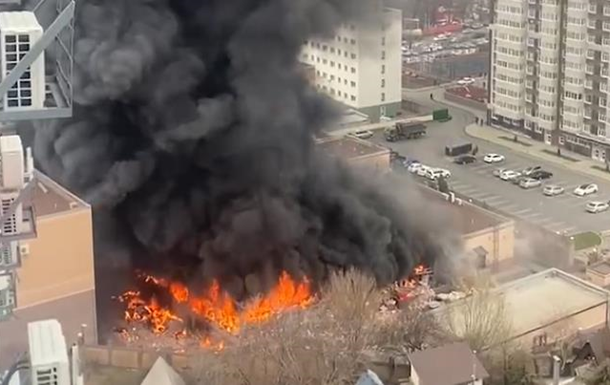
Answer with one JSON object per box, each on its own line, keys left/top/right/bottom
{"left": 498, "top": 136, "right": 533, "bottom": 147}
{"left": 572, "top": 231, "right": 602, "bottom": 251}
{"left": 592, "top": 165, "right": 610, "bottom": 173}
{"left": 541, "top": 149, "right": 580, "bottom": 162}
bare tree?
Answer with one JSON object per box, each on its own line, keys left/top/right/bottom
{"left": 444, "top": 282, "right": 512, "bottom": 351}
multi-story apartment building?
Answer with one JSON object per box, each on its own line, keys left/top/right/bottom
{"left": 0, "top": 12, "right": 46, "bottom": 111}
{"left": 300, "top": 7, "right": 403, "bottom": 122}
{"left": 489, "top": 0, "right": 610, "bottom": 162}
{"left": 0, "top": 135, "right": 96, "bottom": 367}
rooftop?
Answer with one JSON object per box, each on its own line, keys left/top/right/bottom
{"left": 0, "top": 11, "right": 42, "bottom": 32}
{"left": 408, "top": 342, "right": 489, "bottom": 385}
{"left": 420, "top": 188, "right": 509, "bottom": 235}
{"left": 316, "top": 136, "right": 388, "bottom": 160}
{"left": 588, "top": 261, "right": 610, "bottom": 276}
{"left": 30, "top": 169, "right": 89, "bottom": 218}
{"left": 438, "top": 269, "right": 610, "bottom": 341}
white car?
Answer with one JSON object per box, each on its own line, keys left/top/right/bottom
{"left": 425, "top": 168, "right": 451, "bottom": 180}
{"left": 484, "top": 153, "right": 505, "bottom": 163}
{"left": 543, "top": 185, "right": 565, "bottom": 196}
{"left": 457, "top": 77, "right": 475, "bottom": 85}
{"left": 500, "top": 170, "right": 521, "bottom": 181}
{"left": 417, "top": 165, "right": 433, "bottom": 177}
{"left": 407, "top": 163, "right": 423, "bottom": 173}
{"left": 351, "top": 130, "right": 373, "bottom": 139}
{"left": 493, "top": 167, "right": 507, "bottom": 177}
{"left": 586, "top": 201, "right": 609, "bottom": 213}
{"left": 574, "top": 183, "right": 599, "bottom": 196}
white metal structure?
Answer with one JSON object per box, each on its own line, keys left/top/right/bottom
{"left": 0, "top": 12, "right": 45, "bottom": 111}
{"left": 28, "top": 320, "right": 69, "bottom": 385}
{"left": 300, "top": 6, "right": 402, "bottom": 121}
{"left": 0, "top": 0, "right": 74, "bottom": 122}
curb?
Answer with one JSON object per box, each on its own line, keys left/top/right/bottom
{"left": 463, "top": 124, "right": 610, "bottom": 185}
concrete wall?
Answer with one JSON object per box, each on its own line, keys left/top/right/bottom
{"left": 358, "top": 101, "right": 401, "bottom": 122}
{"left": 463, "top": 221, "right": 515, "bottom": 267}
{"left": 587, "top": 269, "right": 610, "bottom": 288}
{"left": 514, "top": 303, "right": 608, "bottom": 352}
{"left": 17, "top": 208, "right": 95, "bottom": 307}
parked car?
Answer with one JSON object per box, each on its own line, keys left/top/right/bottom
{"left": 408, "top": 163, "right": 424, "bottom": 174}
{"left": 417, "top": 165, "right": 434, "bottom": 177}
{"left": 521, "top": 166, "right": 542, "bottom": 176}
{"left": 425, "top": 168, "right": 451, "bottom": 180}
{"left": 454, "top": 155, "right": 477, "bottom": 164}
{"left": 500, "top": 170, "right": 521, "bottom": 181}
{"left": 512, "top": 175, "right": 527, "bottom": 185}
{"left": 543, "top": 185, "right": 565, "bottom": 196}
{"left": 493, "top": 167, "right": 507, "bottom": 177}
{"left": 529, "top": 170, "right": 553, "bottom": 180}
{"left": 351, "top": 130, "right": 374, "bottom": 139}
{"left": 586, "top": 201, "right": 609, "bottom": 213}
{"left": 574, "top": 183, "right": 599, "bottom": 196}
{"left": 402, "top": 158, "right": 420, "bottom": 167}
{"left": 483, "top": 153, "right": 505, "bottom": 163}
{"left": 519, "top": 178, "right": 542, "bottom": 189}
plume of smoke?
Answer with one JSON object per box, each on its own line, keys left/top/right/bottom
{"left": 29, "top": 0, "right": 454, "bottom": 292}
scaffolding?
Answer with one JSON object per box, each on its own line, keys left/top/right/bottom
{"left": 0, "top": 0, "right": 74, "bottom": 121}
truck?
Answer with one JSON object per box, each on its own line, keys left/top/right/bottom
{"left": 444, "top": 141, "right": 473, "bottom": 157}
{"left": 384, "top": 123, "right": 426, "bottom": 142}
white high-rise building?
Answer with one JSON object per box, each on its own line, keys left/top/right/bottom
{"left": 488, "top": 0, "right": 610, "bottom": 162}
{"left": 301, "top": 7, "right": 403, "bottom": 122}
{"left": 0, "top": 11, "right": 46, "bottom": 112}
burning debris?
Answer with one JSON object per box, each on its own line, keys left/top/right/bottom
{"left": 113, "top": 270, "right": 313, "bottom": 348}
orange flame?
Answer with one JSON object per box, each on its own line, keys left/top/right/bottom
{"left": 118, "top": 270, "right": 313, "bottom": 347}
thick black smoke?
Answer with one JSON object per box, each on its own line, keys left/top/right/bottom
{"left": 30, "top": 0, "right": 452, "bottom": 293}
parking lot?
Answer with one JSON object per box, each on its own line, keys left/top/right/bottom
{"left": 367, "top": 114, "right": 610, "bottom": 235}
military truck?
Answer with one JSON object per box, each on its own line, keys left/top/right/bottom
{"left": 384, "top": 122, "right": 426, "bottom": 142}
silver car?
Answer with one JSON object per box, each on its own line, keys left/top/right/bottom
{"left": 543, "top": 185, "right": 564, "bottom": 196}
{"left": 519, "top": 178, "right": 542, "bottom": 189}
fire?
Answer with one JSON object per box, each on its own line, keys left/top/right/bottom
{"left": 117, "top": 270, "right": 313, "bottom": 346}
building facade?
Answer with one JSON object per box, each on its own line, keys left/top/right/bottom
{"left": 301, "top": 7, "right": 403, "bottom": 122}
{"left": 0, "top": 11, "right": 46, "bottom": 111}
{"left": 0, "top": 155, "right": 96, "bottom": 367}
{"left": 488, "top": 0, "right": 610, "bottom": 161}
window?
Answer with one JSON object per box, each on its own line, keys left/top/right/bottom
{"left": 350, "top": 53, "right": 356, "bottom": 59}
{"left": 381, "top": 50, "right": 386, "bottom": 60}
{"left": 350, "top": 81, "right": 356, "bottom": 87}
{"left": 351, "top": 67, "right": 356, "bottom": 73}
{"left": 330, "top": 61, "right": 335, "bottom": 67}
{"left": 350, "top": 95, "right": 356, "bottom": 101}
{"left": 330, "top": 47, "right": 335, "bottom": 53}
{"left": 381, "top": 64, "right": 385, "bottom": 74}
{"left": 350, "top": 39, "right": 356, "bottom": 45}
{"left": 381, "top": 92, "right": 385, "bottom": 102}
{"left": 381, "top": 79, "right": 385, "bottom": 88}
{"left": 381, "top": 36, "right": 385, "bottom": 46}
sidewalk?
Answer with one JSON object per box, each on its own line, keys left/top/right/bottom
{"left": 465, "top": 123, "right": 610, "bottom": 183}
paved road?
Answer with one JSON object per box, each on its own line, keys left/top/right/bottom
{"left": 371, "top": 89, "right": 610, "bottom": 235}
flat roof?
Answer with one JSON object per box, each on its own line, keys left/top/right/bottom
{"left": 438, "top": 269, "right": 610, "bottom": 341}
{"left": 316, "top": 136, "right": 389, "bottom": 160}
{"left": 419, "top": 188, "right": 508, "bottom": 235}
{"left": 29, "top": 169, "right": 89, "bottom": 217}
{"left": 589, "top": 261, "right": 610, "bottom": 276}
{"left": 28, "top": 319, "right": 68, "bottom": 366}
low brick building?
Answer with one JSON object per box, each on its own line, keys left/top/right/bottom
{"left": 316, "top": 136, "right": 391, "bottom": 173}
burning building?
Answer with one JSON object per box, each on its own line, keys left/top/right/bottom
{"left": 25, "top": 0, "right": 452, "bottom": 303}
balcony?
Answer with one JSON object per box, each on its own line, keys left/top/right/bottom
{"left": 0, "top": 271, "right": 16, "bottom": 321}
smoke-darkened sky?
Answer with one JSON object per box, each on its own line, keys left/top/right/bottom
{"left": 28, "top": 0, "right": 454, "bottom": 294}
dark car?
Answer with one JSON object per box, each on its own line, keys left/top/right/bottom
{"left": 402, "top": 158, "right": 420, "bottom": 167}
{"left": 512, "top": 175, "right": 527, "bottom": 185}
{"left": 530, "top": 170, "right": 553, "bottom": 180}
{"left": 454, "top": 155, "right": 477, "bottom": 164}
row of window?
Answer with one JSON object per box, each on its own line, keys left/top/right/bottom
{"left": 496, "top": 4, "right": 522, "bottom": 14}
{"left": 496, "top": 18, "right": 525, "bottom": 28}
{"left": 494, "top": 86, "right": 521, "bottom": 98}
{"left": 495, "top": 32, "right": 523, "bottom": 42}
{"left": 495, "top": 44, "right": 524, "bottom": 57}
{"left": 495, "top": 60, "right": 523, "bottom": 71}
{"left": 317, "top": 84, "right": 357, "bottom": 101}
{"left": 494, "top": 99, "right": 522, "bottom": 112}
{"left": 317, "top": 71, "right": 356, "bottom": 87}
{"left": 496, "top": 73, "right": 523, "bottom": 84}
{"left": 568, "top": 1, "right": 587, "bottom": 10}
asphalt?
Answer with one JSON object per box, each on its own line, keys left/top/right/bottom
{"left": 367, "top": 88, "right": 610, "bottom": 235}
